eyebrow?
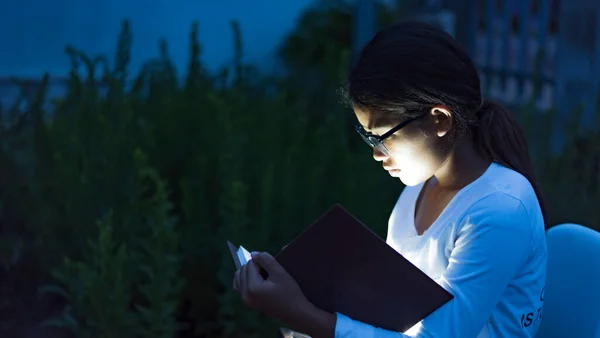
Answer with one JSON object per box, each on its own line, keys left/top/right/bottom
{"left": 365, "top": 121, "right": 395, "bottom": 134}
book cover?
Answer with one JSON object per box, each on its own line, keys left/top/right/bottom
{"left": 228, "top": 204, "right": 453, "bottom": 334}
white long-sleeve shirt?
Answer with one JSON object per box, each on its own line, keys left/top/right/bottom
{"left": 334, "top": 162, "right": 548, "bottom": 338}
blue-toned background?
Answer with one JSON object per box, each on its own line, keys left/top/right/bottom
{"left": 0, "top": 0, "right": 317, "bottom": 77}
{"left": 0, "top": 1, "right": 598, "bottom": 337}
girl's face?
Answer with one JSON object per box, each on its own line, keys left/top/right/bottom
{"left": 353, "top": 105, "right": 455, "bottom": 186}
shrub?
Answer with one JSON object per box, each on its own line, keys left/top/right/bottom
{"left": 0, "top": 7, "right": 598, "bottom": 338}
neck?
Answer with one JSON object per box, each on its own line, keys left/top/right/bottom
{"left": 433, "top": 135, "right": 492, "bottom": 190}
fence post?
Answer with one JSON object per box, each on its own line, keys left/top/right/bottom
{"left": 551, "top": 0, "right": 600, "bottom": 153}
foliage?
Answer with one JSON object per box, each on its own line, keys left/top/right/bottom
{"left": 39, "top": 149, "right": 185, "bottom": 338}
{"left": 0, "top": 2, "right": 598, "bottom": 338}
{"left": 0, "top": 13, "right": 395, "bottom": 338}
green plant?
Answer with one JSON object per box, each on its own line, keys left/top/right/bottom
{"left": 0, "top": 4, "right": 598, "bottom": 338}
{"left": 40, "top": 149, "right": 184, "bottom": 338}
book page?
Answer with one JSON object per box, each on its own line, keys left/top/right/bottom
{"left": 237, "top": 245, "right": 252, "bottom": 266}
{"left": 280, "top": 327, "right": 311, "bottom": 338}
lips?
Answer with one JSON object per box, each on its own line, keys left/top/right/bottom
{"left": 386, "top": 168, "right": 401, "bottom": 176}
{"left": 383, "top": 164, "right": 400, "bottom": 176}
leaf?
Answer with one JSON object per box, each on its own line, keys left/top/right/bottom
{"left": 37, "top": 284, "right": 70, "bottom": 300}
{"left": 40, "top": 312, "right": 79, "bottom": 331}
{"left": 138, "top": 264, "right": 155, "bottom": 280}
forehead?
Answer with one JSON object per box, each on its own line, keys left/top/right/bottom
{"left": 353, "top": 106, "right": 399, "bottom": 132}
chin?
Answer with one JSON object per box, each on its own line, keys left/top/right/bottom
{"left": 398, "top": 172, "right": 429, "bottom": 187}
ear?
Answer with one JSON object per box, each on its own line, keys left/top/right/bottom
{"left": 429, "top": 105, "right": 453, "bottom": 138}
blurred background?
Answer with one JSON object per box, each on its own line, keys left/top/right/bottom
{"left": 0, "top": 0, "right": 598, "bottom": 337}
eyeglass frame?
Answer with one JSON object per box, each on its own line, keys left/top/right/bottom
{"left": 354, "top": 110, "right": 427, "bottom": 157}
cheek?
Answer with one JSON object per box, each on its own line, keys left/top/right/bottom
{"left": 387, "top": 135, "right": 443, "bottom": 185}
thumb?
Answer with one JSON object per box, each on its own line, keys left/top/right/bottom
{"left": 251, "top": 252, "right": 286, "bottom": 277}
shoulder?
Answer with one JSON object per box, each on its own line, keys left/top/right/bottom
{"left": 465, "top": 191, "right": 530, "bottom": 227}
{"left": 468, "top": 162, "right": 541, "bottom": 221}
{"left": 457, "top": 163, "right": 544, "bottom": 243}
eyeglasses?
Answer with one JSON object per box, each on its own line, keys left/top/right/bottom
{"left": 354, "top": 113, "right": 425, "bottom": 157}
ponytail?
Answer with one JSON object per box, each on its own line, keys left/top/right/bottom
{"left": 470, "top": 99, "right": 547, "bottom": 222}
{"left": 343, "top": 21, "right": 547, "bottom": 221}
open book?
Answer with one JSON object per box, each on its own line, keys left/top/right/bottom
{"left": 278, "top": 327, "right": 311, "bottom": 338}
{"left": 227, "top": 241, "right": 252, "bottom": 270}
{"left": 227, "top": 204, "right": 453, "bottom": 335}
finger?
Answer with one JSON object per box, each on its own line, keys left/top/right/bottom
{"left": 251, "top": 252, "right": 286, "bottom": 277}
{"left": 239, "top": 265, "right": 248, "bottom": 296}
{"left": 233, "top": 270, "right": 240, "bottom": 292}
{"left": 246, "top": 260, "right": 263, "bottom": 290}
{"left": 244, "top": 260, "right": 254, "bottom": 290}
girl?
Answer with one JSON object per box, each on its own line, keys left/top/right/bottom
{"left": 233, "top": 21, "right": 547, "bottom": 338}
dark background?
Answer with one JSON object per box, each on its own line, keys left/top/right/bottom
{"left": 0, "top": 0, "right": 598, "bottom": 337}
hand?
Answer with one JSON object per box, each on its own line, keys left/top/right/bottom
{"left": 233, "top": 251, "right": 311, "bottom": 324}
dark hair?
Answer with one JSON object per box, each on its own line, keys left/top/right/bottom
{"left": 345, "top": 21, "right": 547, "bottom": 221}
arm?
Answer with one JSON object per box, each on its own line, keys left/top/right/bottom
{"left": 323, "top": 193, "right": 533, "bottom": 338}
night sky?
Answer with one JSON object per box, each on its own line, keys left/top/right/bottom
{"left": 0, "top": 0, "right": 317, "bottom": 78}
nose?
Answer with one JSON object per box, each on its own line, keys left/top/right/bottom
{"left": 372, "top": 147, "right": 388, "bottom": 162}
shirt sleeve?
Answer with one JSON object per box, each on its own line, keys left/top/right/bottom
{"left": 334, "top": 192, "right": 534, "bottom": 338}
